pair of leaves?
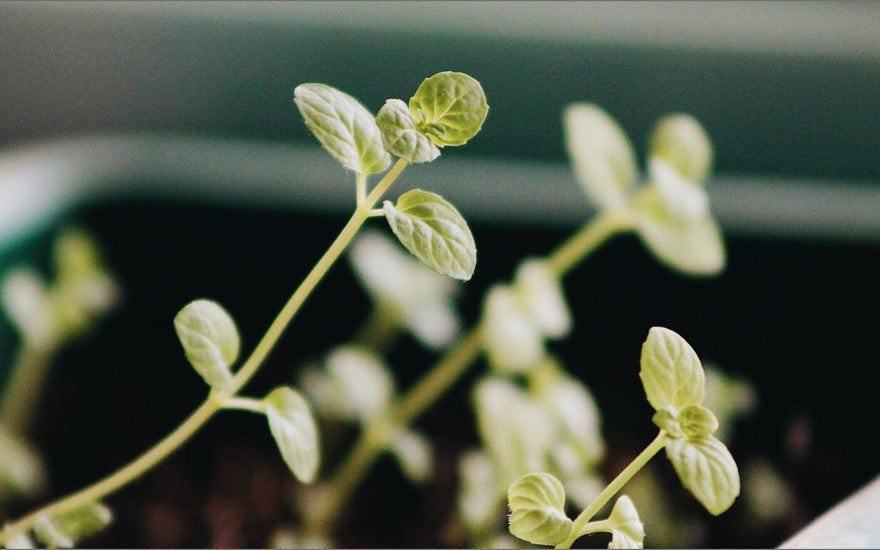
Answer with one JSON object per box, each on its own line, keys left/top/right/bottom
{"left": 639, "top": 327, "right": 740, "bottom": 515}
{"left": 563, "top": 104, "right": 725, "bottom": 277}
{"left": 294, "top": 72, "right": 485, "bottom": 282}
{"left": 174, "top": 299, "right": 319, "bottom": 484}
{"left": 294, "top": 72, "right": 488, "bottom": 171}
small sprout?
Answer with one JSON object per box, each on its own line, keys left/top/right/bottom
{"left": 293, "top": 83, "right": 390, "bottom": 175}
{"left": 507, "top": 472, "right": 573, "bottom": 546}
{"left": 383, "top": 188, "right": 477, "bottom": 281}
{"left": 408, "top": 71, "right": 489, "bottom": 147}
{"left": 639, "top": 327, "right": 740, "bottom": 515}
{"left": 174, "top": 299, "right": 240, "bottom": 392}
{"left": 264, "top": 386, "right": 320, "bottom": 484}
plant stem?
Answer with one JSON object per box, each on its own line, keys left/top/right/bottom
{"left": 545, "top": 207, "right": 632, "bottom": 278}
{"left": 0, "top": 343, "right": 55, "bottom": 436}
{"left": 0, "top": 159, "right": 408, "bottom": 546}
{"left": 303, "top": 325, "right": 484, "bottom": 535}
{"left": 303, "top": 205, "right": 629, "bottom": 538}
{"left": 557, "top": 431, "right": 666, "bottom": 549}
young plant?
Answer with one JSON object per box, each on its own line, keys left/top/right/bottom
{"left": 273, "top": 102, "right": 736, "bottom": 548}
{"left": 0, "top": 227, "right": 120, "bottom": 512}
{"left": 507, "top": 327, "right": 740, "bottom": 548}
{"left": 0, "top": 71, "right": 488, "bottom": 548}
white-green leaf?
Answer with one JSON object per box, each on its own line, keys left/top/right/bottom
{"left": 639, "top": 327, "right": 705, "bottom": 412}
{"left": 389, "top": 429, "right": 434, "bottom": 483}
{"left": 632, "top": 158, "right": 725, "bottom": 277}
{"left": 293, "top": 83, "right": 390, "bottom": 174}
{"left": 376, "top": 98, "right": 441, "bottom": 163}
{"left": 457, "top": 450, "right": 501, "bottom": 533}
{"left": 563, "top": 103, "right": 638, "bottom": 210}
{"left": 635, "top": 206, "right": 726, "bottom": 277}
{"left": 507, "top": 472, "right": 573, "bottom": 546}
{"left": 264, "top": 386, "right": 320, "bottom": 484}
{"left": 607, "top": 495, "right": 645, "bottom": 549}
{"left": 664, "top": 435, "right": 740, "bottom": 515}
{"left": 383, "top": 189, "right": 476, "bottom": 281}
{"left": 408, "top": 71, "right": 489, "bottom": 147}
{"left": 649, "top": 113, "right": 714, "bottom": 183}
{"left": 174, "top": 299, "right": 240, "bottom": 391}
{"left": 513, "top": 258, "right": 572, "bottom": 339}
{"left": 300, "top": 345, "right": 394, "bottom": 422}
{"left": 481, "top": 284, "right": 545, "bottom": 374}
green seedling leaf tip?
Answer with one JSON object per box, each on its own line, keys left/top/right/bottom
{"left": 294, "top": 83, "right": 390, "bottom": 175}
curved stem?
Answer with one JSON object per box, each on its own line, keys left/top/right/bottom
{"left": 557, "top": 431, "right": 666, "bottom": 549}
{"left": 545, "top": 207, "right": 632, "bottom": 278}
{"left": 303, "top": 326, "right": 484, "bottom": 535}
{"left": 304, "top": 208, "right": 630, "bottom": 539}
{"left": 0, "top": 159, "right": 409, "bottom": 546}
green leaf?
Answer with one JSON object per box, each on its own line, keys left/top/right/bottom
{"left": 174, "top": 299, "right": 240, "bottom": 392}
{"left": 376, "top": 98, "right": 441, "bottom": 163}
{"left": 293, "top": 83, "right": 391, "bottom": 174}
{"left": 607, "top": 495, "right": 645, "bottom": 549}
{"left": 563, "top": 103, "right": 638, "bottom": 210}
{"left": 649, "top": 113, "right": 714, "bottom": 183}
{"left": 635, "top": 207, "right": 726, "bottom": 277}
{"left": 264, "top": 386, "right": 320, "bottom": 484}
{"left": 632, "top": 157, "right": 726, "bottom": 277}
{"left": 507, "top": 472, "right": 573, "bottom": 546}
{"left": 664, "top": 435, "right": 740, "bottom": 515}
{"left": 408, "top": 71, "right": 489, "bottom": 147}
{"left": 383, "top": 189, "right": 477, "bottom": 281}
{"left": 33, "top": 502, "right": 112, "bottom": 548}
{"left": 389, "top": 429, "right": 434, "bottom": 484}
{"left": 639, "top": 327, "right": 705, "bottom": 412}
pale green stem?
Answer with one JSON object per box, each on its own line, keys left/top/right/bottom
{"left": 574, "top": 518, "right": 612, "bottom": 537}
{"left": 545, "top": 207, "right": 633, "bottom": 278}
{"left": 0, "top": 342, "right": 55, "bottom": 435}
{"left": 221, "top": 396, "right": 267, "bottom": 415}
{"left": 356, "top": 172, "right": 367, "bottom": 207}
{"left": 557, "top": 431, "right": 666, "bottom": 549}
{"left": 303, "top": 326, "right": 484, "bottom": 536}
{"left": 0, "top": 159, "right": 409, "bottom": 546}
{"left": 304, "top": 205, "right": 630, "bottom": 538}
{"left": 352, "top": 304, "right": 403, "bottom": 354}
